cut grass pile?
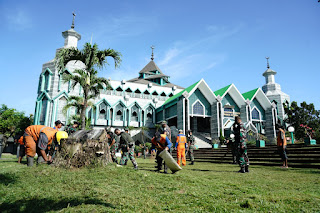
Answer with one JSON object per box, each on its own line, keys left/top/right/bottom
{"left": 0, "top": 153, "right": 319, "bottom": 212}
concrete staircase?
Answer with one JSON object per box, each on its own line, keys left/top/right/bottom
{"left": 193, "top": 133, "right": 212, "bottom": 148}
{"left": 184, "top": 144, "right": 320, "bottom": 168}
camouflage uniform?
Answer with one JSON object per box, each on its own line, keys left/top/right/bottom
{"left": 108, "top": 132, "right": 118, "bottom": 164}
{"left": 233, "top": 122, "right": 249, "bottom": 172}
{"left": 188, "top": 135, "right": 196, "bottom": 162}
{"left": 118, "top": 132, "right": 138, "bottom": 168}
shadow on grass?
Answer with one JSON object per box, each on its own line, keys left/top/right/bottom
{"left": 0, "top": 173, "right": 17, "bottom": 185}
{"left": 0, "top": 197, "right": 116, "bottom": 213}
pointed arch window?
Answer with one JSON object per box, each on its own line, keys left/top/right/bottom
{"left": 193, "top": 101, "right": 204, "bottom": 116}
{"left": 131, "top": 105, "right": 139, "bottom": 122}
{"left": 252, "top": 108, "right": 260, "bottom": 120}
{"left": 160, "top": 92, "right": 166, "bottom": 97}
{"left": 99, "top": 102, "right": 107, "bottom": 119}
{"left": 146, "top": 106, "right": 153, "bottom": 123}
{"left": 169, "top": 93, "right": 173, "bottom": 97}
{"left": 152, "top": 91, "right": 158, "bottom": 96}
{"left": 41, "top": 69, "right": 52, "bottom": 92}
{"left": 115, "top": 104, "right": 124, "bottom": 121}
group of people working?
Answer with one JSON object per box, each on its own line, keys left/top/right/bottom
{"left": 15, "top": 116, "right": 287, "bottom": 171}
{"left": 16, "top": 120, "right": 78, "bottom": 166}
{"left": 104, "top": 121, "right": 196, "bottom": 174}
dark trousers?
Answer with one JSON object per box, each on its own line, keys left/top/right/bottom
{"left": 156, "top": 150, "right": 167, "bottom": 172}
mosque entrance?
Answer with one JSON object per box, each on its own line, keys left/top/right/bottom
{"left": 167, "top": 117, "right": 177, "bottom": 127}
{"left": 190, "top": 117, "right": 211, "bottom": 133}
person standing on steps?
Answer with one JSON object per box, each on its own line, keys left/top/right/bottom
{"left": 187, "top": 130, "right": 196, "bottom": 165}
{"left": 276, "top": 124, "right": 288, "bottom": 168}
{"left": 232, "top": 116, "right": 249, "bottom": 173}
{"left": 114, "top": 128, "right": 138, "bottom": 170}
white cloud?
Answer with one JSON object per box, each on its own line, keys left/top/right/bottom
{"left": 3, "top": 8, "right": 32, "bottom": 30}
{"left": 155, "top": 24, "right": 241, "bottom": 83}
{"left": 158, "top": 47, "right": 181, "bottom": 66}
{"left": 84, "top": 15, "right": 157, "bottom": 44}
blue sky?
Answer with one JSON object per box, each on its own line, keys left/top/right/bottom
{"left": 0, "top": 0, "right": 319, "bottom": 115}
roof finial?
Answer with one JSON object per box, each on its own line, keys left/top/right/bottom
{"left": 151, "top": 45, "right": 155, "bottom": 61}
{"left": 71, "top": 11, "right": 76, "bottom": 29}
{"left": 266, "top": 57, "right": 270, "bottom": 69}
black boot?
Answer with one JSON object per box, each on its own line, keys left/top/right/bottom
{"left": 189, "top": 161, "right": 194, "bottom": 165}
{"left": 245, "top": 165, "right": 249, "bottom": 173}
{"left": 238, "top": 167, "right": 245, "bottom": 173}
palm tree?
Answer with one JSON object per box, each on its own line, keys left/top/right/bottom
{"left": 62, "top": 95, "right": 95, "bottom": 129}
{"left": 56, "top": 43, "right": 121, "bottom": 129}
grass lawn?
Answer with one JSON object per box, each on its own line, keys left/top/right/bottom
{"left": 0, "top": 153, "right": 319, "bottom": 213}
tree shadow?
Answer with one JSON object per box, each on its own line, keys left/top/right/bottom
{"left": 0, "top": 173, "right": 17, "bottom": 185}
{"left": 0, "top": 197, "right": 116, "bottom": 213}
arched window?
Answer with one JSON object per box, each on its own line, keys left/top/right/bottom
{"left": 99, "top": 102, "right": 107, "bottom": 119}
{"left": 39, "top": 96, "right": 48, "bottom": 125}
{"left": 131, "top": 105, "right": 139, "bottom": 122}
{"left": 115, "top": 104, "right": 124, "bottom": 121}
{"left": 146, "top": 106, "right": 153, "bottom": 123}
{"left": 252, "top": 108, "right": 260, "bottom": 120}
{"left": 193, "top": 101, "right": 204, "bottom": 115}
{"left": 42, "top": 70, "right": 51, "bottom": 92}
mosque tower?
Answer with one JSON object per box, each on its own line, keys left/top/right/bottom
{"left": 262, "top": 57, "right": 290, "bottom": 122}
{"left": 34, "top": 13, "right": 84, "bottom": 126}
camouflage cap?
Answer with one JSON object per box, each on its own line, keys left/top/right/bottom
{"left": 161, "top": 121, "right": 167, "bottom": 125}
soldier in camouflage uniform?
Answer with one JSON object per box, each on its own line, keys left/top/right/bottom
{"left": 114, "top": 128, "right": 138, "bottom": 169}
{"left": 232, "top": 116, "right": 249, "bottom": 173}
{"left": 187, "top": 130, "right": 196, "bottom": 165}
{"left": 106, "top": 131, "right": 118, "bottom": 164}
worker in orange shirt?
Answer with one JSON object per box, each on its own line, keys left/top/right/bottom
{"left": 175, "top": 129, "right": 187, "bottom": 166}
{"left": 151, "top": 131, "right": 172, "bottom": 173}
{"left": 23, "top": 125, "right": 67, "bottom": 166}
{"left": 17, "top": 136, "right": 25, "bottom": 163}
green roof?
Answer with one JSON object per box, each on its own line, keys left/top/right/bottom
{"left": 163, "top": 80, "right": 200, "bottom": 105}
{"left": 242, "top": 88, "right": 259, "bottom": 101}
{"left": 214, "top": 84, "right": 232, "bottom": 96}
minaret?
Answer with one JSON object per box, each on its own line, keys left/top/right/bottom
{"left": 262, "top": 57, "right": 281, "bottom": 92}
{"left": 262, "top": 57, "right": 290, "bottom": 122}
{"left": 62, "top": 12, "right": 81, "bottom": 48}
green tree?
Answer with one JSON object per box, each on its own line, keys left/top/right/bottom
{"left": 284, "top": 101, "right": 320, "bottom": 142}
{"left": 56, "top": 42, "right": 121, "bottom": 129}
{"left": 0, "top": 105, "right": 33, "bottom": 155}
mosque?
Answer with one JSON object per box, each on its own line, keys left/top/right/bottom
{"left": 33, "top": 21, "right": 290, "bottom": 144}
